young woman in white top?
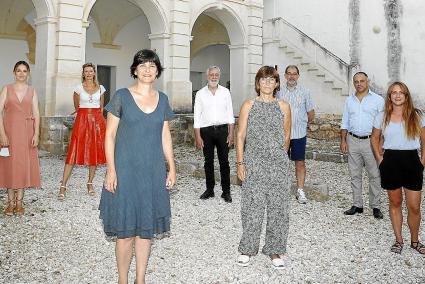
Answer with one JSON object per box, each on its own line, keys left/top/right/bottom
{"left": 371, "top": 81, "right": 425, "bottom": 254}
{"left": 58, "top": 63, "right": 107, "bottom": 199}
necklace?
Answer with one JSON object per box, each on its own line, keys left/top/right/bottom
{"left": 84, "top": 83, "right": 95, "bottom": 103}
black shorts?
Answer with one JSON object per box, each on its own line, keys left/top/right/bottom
{"left": 379, "top": 149, "right": 424, "bottom": 191}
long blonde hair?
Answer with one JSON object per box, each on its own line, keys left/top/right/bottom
{"left": 81, "top": 62, "right": 99, "bottom": 88}
{"left": 383, "top": 82, "right": 422, "bottom": 139}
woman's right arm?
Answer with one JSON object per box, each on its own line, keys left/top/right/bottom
{"left": 71, "top": 92, "right": 79, "bottom": 115}
{"left": 236, "top": 100, "right": 252, "bottom": 182}
{"left": 0, "top": 86, "right": 8, "bottom": 146}
{"left": 370, "top": 127, "right": 383, "bottom": 165}
{"left": 104, "top": 113, "right": 120, "bottom": 193}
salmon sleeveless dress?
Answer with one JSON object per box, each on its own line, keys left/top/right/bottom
{"left": 0, "top": 85, "right": 41, "bottom": 189}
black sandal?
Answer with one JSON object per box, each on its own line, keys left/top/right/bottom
{"left": 410, "top": 241, "right": 425, "bottom": 254}
{"left": 390, "top": 241, "right": 404, "bottom": 254}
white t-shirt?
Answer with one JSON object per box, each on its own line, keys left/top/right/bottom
{"left": 373, "top": 112, "right": 425, "bottom": 150}
{"left": 74, "top": 83, "right": 106, "bottom": 108}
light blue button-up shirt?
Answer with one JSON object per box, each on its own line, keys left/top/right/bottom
{"left": 341, "top": 90, "right": 384, "bottom": 136}
{"left": 277, "top": 84, "right": 314, "bottom": 139}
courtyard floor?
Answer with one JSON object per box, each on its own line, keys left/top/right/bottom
{"left": 0, "top": 145, "right": 424, "bottom": 283}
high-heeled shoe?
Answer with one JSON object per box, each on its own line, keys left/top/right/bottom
{"left": 58, "top": 185, "right": 67, "bottom": 201}
{"left": 14, "top": 198, "right": 25, "bottom": 216}
{"left": 87, "top": 182, "right": 95, "bottom": 196}
{"left": 4, "top": 199, "right": 15, "bottom": 216}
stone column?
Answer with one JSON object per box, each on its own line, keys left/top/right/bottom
{"left": 247, "top": 2, "right": 264, "bottom": 97}
{"left": 229, "top": 44, "right": 249, "bottom": 112}
{"left": 32, "top": 16, "right": 57, "bottom": 116}
{"left": 166, "top": 0, "right": 192, "bottom": 113}
{"left": 53, "top": 0, "right": 85, "bottom": 115}
{"left": 39, "top": 0, "right": 86, "bottom": 154}
{"left": 149, "top": 32, "right": 171, "bottom": 93}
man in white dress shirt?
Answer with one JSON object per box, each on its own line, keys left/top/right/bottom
{"left": 194, "top": 66, "right": 235, "bottom": 203}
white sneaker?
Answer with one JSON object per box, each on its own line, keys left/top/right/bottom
{"left": 296, "top": 188, "right": 307, "bottom": 204}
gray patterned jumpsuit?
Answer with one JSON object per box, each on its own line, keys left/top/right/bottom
{"left": 238, "top": 99, "right": 290, "bottom": 256}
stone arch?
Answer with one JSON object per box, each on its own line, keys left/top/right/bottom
{"left": 190, "top": 2, "right": 249, "bottom": 112}
{"left": 84, "top": 0, "right": 168, "bottom": 34}
{"left": 191, "top": 3, "right": 247, "bottom": 46}
{"left": 32, "top": 0, "right": 55, "bottom": 18}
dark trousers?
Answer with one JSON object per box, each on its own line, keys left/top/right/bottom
{"left": 200, "top": 125, "right": 230, "bottom": 193}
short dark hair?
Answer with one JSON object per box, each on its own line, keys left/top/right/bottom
{"left": 353, "top": 71, "right": 368, "bottom": 79}
{"left": 254, "top": 66, "right": 280, "bottom": 96}
{"left": 13, "top": 61, "right": 30, "bottom": 73}
{"left": 285, "top": 65, "right": 299, "bottom": 75}
{"left": 130, "top": 49, "right": 164, "bottom": 79}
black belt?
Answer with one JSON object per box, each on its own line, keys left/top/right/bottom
{"left": 203, "top": 124, "right": 228, "bottom": 130}
{"left": 348, "top": 132, "right": 371, "bottom": 139}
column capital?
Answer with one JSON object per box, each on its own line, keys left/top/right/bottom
{"left": 229, "top": 44, "right": 249, "bottom": 50}
{"left": 148, "top": 33, "right": 171, "bottom": 40}
{"left": 34, "top": 16, "right": 58, "bottom": 26}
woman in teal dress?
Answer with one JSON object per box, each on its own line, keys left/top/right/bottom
{"left": 99, "top": 49, "right": 176, "bottom": 284}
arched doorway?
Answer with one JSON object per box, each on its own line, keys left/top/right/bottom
{"left": 84, "top": 0, "right": 168, "bottom": 104}
{"left": 0, "top": 0, "right": 37, "bottom": 87}
{"left": 191, "top": 4, "right": 247, "bottom": 112}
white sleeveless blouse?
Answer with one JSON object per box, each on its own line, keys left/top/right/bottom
{"left": 74, "top": 83, "right": 106, "bottom": 108}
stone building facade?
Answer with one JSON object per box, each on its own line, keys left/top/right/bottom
{"left": 1, "top": 0, "right": 424, "bottom": 153}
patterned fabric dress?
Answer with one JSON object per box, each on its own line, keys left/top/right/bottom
{"left": 238, "top": 99, "right": 290, "bottom": 256}
{"left": 0, "top": 85, "right": 41, "bottom": 189}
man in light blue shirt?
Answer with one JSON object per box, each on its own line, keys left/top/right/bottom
{"left": 340, "top": 72, "right": 384, "bottom": 219}
{"left": 277, "top": 65, "right": 315, "bottom": 204}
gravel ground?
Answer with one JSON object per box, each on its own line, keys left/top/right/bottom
{"left": 0, "top": 145, "right": 424, "bottom": 284}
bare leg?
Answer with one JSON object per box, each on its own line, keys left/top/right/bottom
{"left": 387, "top": 189, "right": 403, "bottom": 243}
{"left": 4, "top": 189, "right": 15, "bottom": 215}
{"left": 87, "top": 166, "right": 96, "bottom": 195}
{"left": 405, "top": 189, "right": 422, "bottom": 242}
{"left": 14, "top": 188, "right": 25, "bottom": 215}
{"left": 294, "top": 160, "right": 306, "bottom": 189}
{"left": 61, "top": 164, "right": 74, "bottom": 187}
{"left": 134, "top": 237, "right": 152, "bottom": 284}
{"left": 59, "top": 164, "right": 74, "bottom": 197}
{"left": 116, "top": 237, "right": 134, "bottom": 284}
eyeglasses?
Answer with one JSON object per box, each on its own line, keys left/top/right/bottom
{"left": 259, "top": 77, "right": 277, "bottom": 84}
{"left": 285, "top": 72, "right": 299, "bottom": 76}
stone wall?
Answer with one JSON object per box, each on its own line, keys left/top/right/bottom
{"left": 307, "top": 113, "right": 342, "bottom": 140}
{"left": 39, "top": 116, "right": 72, "bottom": 155}
{"left": 39, "top": 113, "right": 343, "bottom": 156}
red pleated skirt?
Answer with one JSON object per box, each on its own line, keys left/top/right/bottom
{"left": 65, "top": 108, "right": 106, "bottom": 166}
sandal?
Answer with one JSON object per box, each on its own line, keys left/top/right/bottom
{"left": 236, "top": 254, "right": 250, "bottom": 267}
{"left": 390, "top": 241, "right": 404, "bottom": 254}
{"left": 87, "top": 182, "right": 95, "bottom": 196}
{"left": 271, "top": 256, "right": 285, "bottom": 270}
{"left": 58, "top": 185, "right": 67, "bottom": 201}
{"left": 410, "top": 241, "right": 425, "bottom": 254}
{"left": 14, "top": 198, "right": 25, "bottom": 216}
{"left": 4, "top": 200, "right": 15, "bottom": 216}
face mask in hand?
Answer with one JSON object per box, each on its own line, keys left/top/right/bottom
{"left": 0, "top": 147, "right": 10, "bottom": 157}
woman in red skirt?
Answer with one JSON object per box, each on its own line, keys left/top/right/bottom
{"left": 58, "top": 63, "right": 106, "bottom": 200}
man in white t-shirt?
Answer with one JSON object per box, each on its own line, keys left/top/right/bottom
{"left": 193, "top": 66, "right": 235, "bottom": 203}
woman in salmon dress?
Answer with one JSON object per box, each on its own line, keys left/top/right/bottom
{"left": 0, "top": 61, "right": 41, "bottom": 216}
{"left": 58, "top": 63, "right": 106, "bottom": 199}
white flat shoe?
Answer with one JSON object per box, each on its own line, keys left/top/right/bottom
{"left": 236, "top": 254, "right": 250, "bottom": 267}
{"left": 271, "top": 257, "right": 285, "bottom": 270}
